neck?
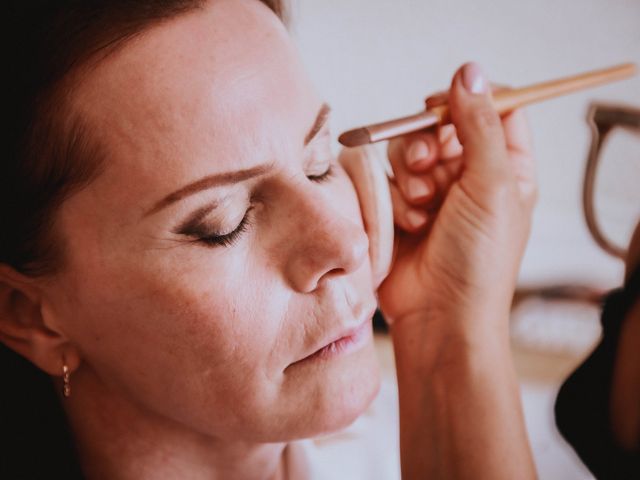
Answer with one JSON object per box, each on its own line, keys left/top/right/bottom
{"left": 59, "top": 366, "right": 287, "bottom": 480}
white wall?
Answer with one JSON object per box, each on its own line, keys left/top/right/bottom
{"left": 291, "top": 0, "right": 640, "bottom": 289}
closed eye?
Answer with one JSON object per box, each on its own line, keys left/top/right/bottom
{"left": 307, "top": 165, "right": 335, "bottom": 183}
{"left": 179, "top": 207, "right": 254, "bottom": 248}
{"left": 199, "top": 213, "right": 252, "bottom": 247}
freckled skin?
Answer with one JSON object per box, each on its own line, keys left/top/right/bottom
{"left": 44, "top": 0, "right": 380, "bottom": 451}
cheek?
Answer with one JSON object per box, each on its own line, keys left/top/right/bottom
{"left": 59, "top": 247, "right": 291, "bottom": 413}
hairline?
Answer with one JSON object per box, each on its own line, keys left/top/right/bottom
{"left": 23, "top": 0, "right": 286, "bottom": 276}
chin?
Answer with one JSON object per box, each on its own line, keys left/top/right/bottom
{"left": 318, "top": 359, "right": 382, "bottom": 436}
{"left": 227, "top": 336, "right": 382, "bottom": 444}
{"left": 285, "top": 340, "right": 382, "bottom": 440}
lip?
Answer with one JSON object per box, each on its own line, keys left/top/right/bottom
{"left": 288, "top": 306, "right": 376, "bottom": 367}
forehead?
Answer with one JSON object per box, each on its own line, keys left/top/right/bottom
{"left": 70, "top": 0, "right": 318, "bottom": 198}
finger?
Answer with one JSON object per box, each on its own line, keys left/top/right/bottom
{"left": 436, "top": 124, "right": 463, "bottom": 159}
{"left": 404, "top": 127, "right": 462, "bottom": 170}
{"left": 407, "top": 174, "right": 436, "bottom": 207}
{"left": 501, "top": 108, "right": 537, "bottom": 207}
{"left": 425, "top": 91, "right": 448, "bottom": 109}
{"left": 434, "top": 77, "right": 532, "bottom": 200}
{"left": 431, "top": 156, "right": 463, "bottom": 198}
{"left": 502, "top": 108, "right": 533, "bottom": 156}
{"left": 389, "top": 181, "right": 429, "bottom": 232}
{"left": 428, "top": 86, "right": 508, "bottom": 162}
{"left": 388, "top": 137, "right": 437, "bottom": 205}
{"left": 407, "top": 134, "right": 440, "bottom": 172}
{"left": 448, "top": 62, "right": 510, "bottom": 178}
{"left": 388, "top": 131, "right": 440, "bottom": 173}
{"left": 422, "top": 156, "right": 464, "bottom": 211}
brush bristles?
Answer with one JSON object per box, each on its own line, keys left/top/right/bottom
{"left": 338, "top": 128, "right": 371, "bottom": 147}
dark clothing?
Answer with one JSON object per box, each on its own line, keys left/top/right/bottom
{"left": 0, "top": 344, "right": 84, "bottom": 480}
{"left": 555, "top": 265, "right": 640, "bottom": 479}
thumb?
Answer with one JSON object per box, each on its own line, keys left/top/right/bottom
{"left": 448, "top": 62, "right": 510, "bottom": 178}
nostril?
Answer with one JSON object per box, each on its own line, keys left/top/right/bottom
{"left": 325, "top": 267, "right": 347, "bottom": 278}
{"left": 285, "top": 197, "right": 371, "bottom": 292}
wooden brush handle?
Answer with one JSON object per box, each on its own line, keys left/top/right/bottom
{"left": 431, "top": 63, "right": 637, "bottom": 125}
{"left": 338, "top": 62, "right": 637, "bottom": 147}
{"left": 492, "top": 63, "right": 637, "bottom": 113}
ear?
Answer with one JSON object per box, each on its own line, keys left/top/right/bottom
{"left": 0, "top": 264, "right": 80, "bottom": 376}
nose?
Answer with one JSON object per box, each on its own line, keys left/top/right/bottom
{"left": 283, "top": 190, "right": 369, "bottom": 293}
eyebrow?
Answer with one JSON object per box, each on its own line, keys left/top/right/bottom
{"left": 304, "top": 103, "right": 331, "bottom": 146}
{"left": 144, "top": 102, "right": 331, "bottom": 218}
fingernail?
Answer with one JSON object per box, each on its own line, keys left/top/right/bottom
{"left": 406, "top": 209, "right": 428, "bottom": 229}
{"left": 462, "top": 63, "right": 487, "bottom": 94}
{"left": 407, "top": 140, "right": 429, "bottom": 166}
{"left": 407, "top": 177, "right": 431, "bottom": 200}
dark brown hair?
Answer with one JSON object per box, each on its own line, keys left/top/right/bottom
{"left": 2, "top": 0, "right": 285, "bottom": 276}
{"left": 1, "top": 2, "right": 285, "bottom": 477}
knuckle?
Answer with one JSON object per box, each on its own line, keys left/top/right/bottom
{"left": 480, "top": 172, "right": 516, "bottom": 207}
{"left": 492, "top": 178, "right": 513, "bottom": 201}
{"left": 438, "top": 124, "right": 456, "bottom": 143}
{"left": 467, "top": 106, "right": 501, "bottom": 132}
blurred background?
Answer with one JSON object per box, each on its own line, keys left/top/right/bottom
{"left": 290, "top": 0, "right": 639, "bottom": 478}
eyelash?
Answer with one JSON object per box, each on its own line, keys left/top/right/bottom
{"left": 195, "top": 165, "right": 335, "bottom": 248}
{"left": 198, "top": 209, "right": 253, "bottom": 248}
{"left": 307, "top": 164, "right": 335, "bottom": 183}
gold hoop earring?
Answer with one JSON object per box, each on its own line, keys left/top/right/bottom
{"left": 62, "top": 364, "right": 71, "bottom": 398}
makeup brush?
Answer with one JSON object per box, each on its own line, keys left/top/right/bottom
{"left": 338, "top": 62, "right": 637, "bottom": 147}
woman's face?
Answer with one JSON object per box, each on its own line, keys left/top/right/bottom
{"left": 45, "top": 0, "right": 380, "bottom": 441}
